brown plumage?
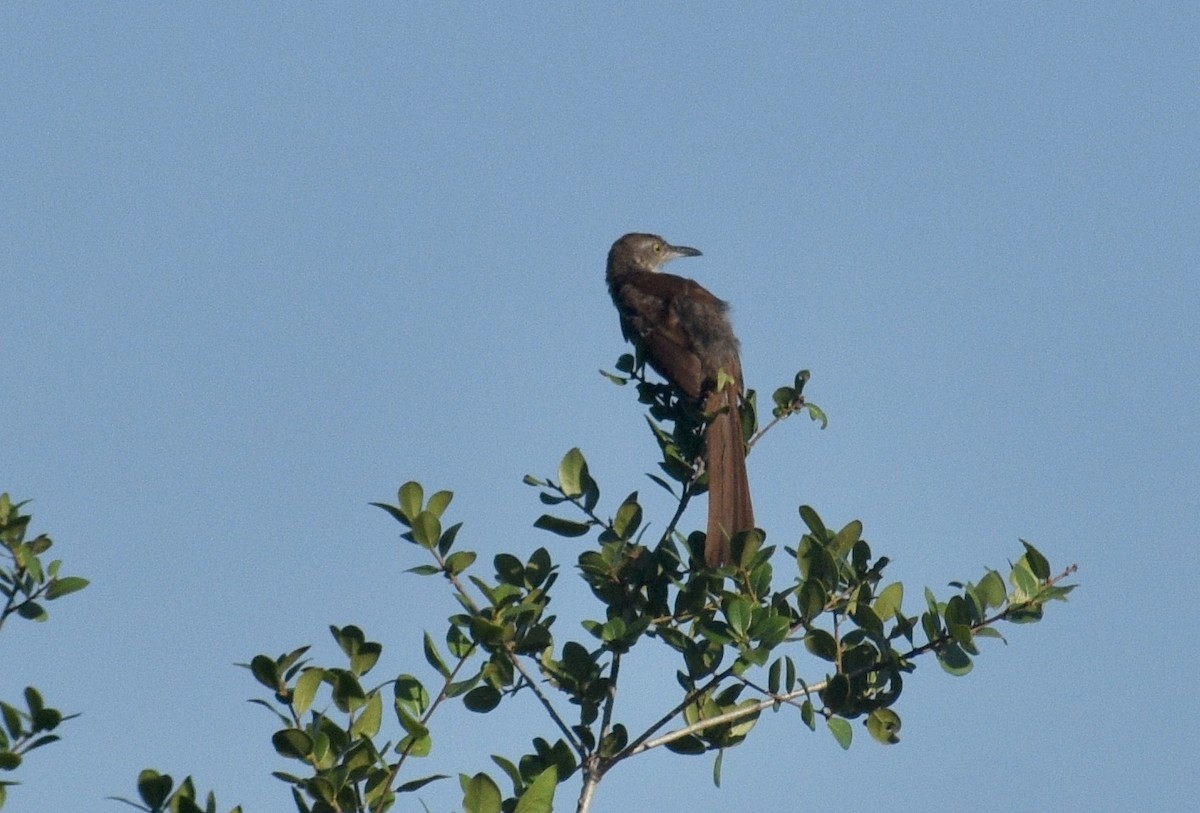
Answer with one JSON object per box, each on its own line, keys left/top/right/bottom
{"left": 605, "top": 232, "right": 754, "bottom": 567}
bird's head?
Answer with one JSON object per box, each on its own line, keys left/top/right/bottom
{"left": 608, "top": 232, "right": 702, "bottom": 274}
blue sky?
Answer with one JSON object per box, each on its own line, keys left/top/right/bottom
{"left": 3, "top": 4, "right": 1196, "bottom": 811}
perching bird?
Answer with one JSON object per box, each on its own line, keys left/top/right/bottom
{"left": 605, "top": 232, "right": 754, "bottom": 567}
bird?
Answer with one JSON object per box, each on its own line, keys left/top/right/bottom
{"left": 605, "top": 232, "right": 754, "bottom": 567}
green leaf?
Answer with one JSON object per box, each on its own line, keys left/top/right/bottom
{"left": 558, "top": 448, "right": 587, "bottom": 498}
{"left": 798, "top": 505, "right": 827, "bottom": 539}
{"left": 412, "top": 511, "right": 442, "bottom": 549}
{"left": 724, "top": 597, "right": 752, "bottom": 637}
{"left": 645, "top": 473, "right": 677, "bottom": 497}
{"left": 447, "top": 624, "right": 473, "bottom": 658}
{"left": 463, "top": 685, "right": 501, "bottom": 713}
{"left": 427, "top": 490, "right": 454, "bottom": 518}
{"left": 371, "top": 500, "right": 409, "bottom": 526}
{"left": 351, "top": 691, "right": 383, "bottom": 739}
{"left": 423, "top": 632, "right": 450, "bottom": 678}
{"left": 873, "top": 582, "right": 903, "bottom": 620}
{"left": 664, "top": 734, "right": 707, "bottom": 754}
{"left": 800, "top": 699, "right": 815, "bottom": 730}
{"left": 943, "top": 595, "right": 973, "bottom": 645}
{"left": 446, "top": 671, "right": 483, "bottom": 698}
{"left": 513, "top": 766, "right": 557, "bottom": 813}
{"left": 136, "top": 769, "right": 174, "bottom": 809}
{"left": 463, "top": 772, "right": 503, "bottom": 813}
{"left": 291, "top": 668, "right": 324, "bottom": 718}
{"left": 399, "top": 482, "right": 424, "bottom": 520}
{"left": 249, "top": 655, "right": 279, "bottom": 691}
{"left": 1007, "top": 603, "right": 1046, "bottom": 624}
{"left": 827, "top": 717, "right": 852, "bottom": 750}
{"left": 804, "top": 629, "right": 838, "bottom": 662}
{"left": 612, "top": 493, "right": 642, "bottom": 540}
{"left": 831, "top": 520, "right": 862, "bottom": 559}
{"left": 772, "top": 386, "right": 798, "bottom": 409}
{"left": 397, "top": 729, "right": 433, "bottom": 758}
{"left": 394, "top": 674, "right": 430, "bottom": 716}
{"left": 352, "top": 642, "right": 382, "bottom": 676}
{"left": 1010, "top": 560, "right": 1038, "bottom": 600}
{"left": 600, "top": 617, "right": 626, "bottom": 643}
{"left": 533, "top": 515, "right": 591, "bottom": 538}
{"left": 1020, "top": 540, "right": 1051, "bottom": 580}
{"left": 23, "top": 733, "right": 60, "bottom": 752}
{"left": 936, "top": 644, "right": 974, "bottom": 676}
{"left": 1, "top": 702, "right": 22, "bottom": 739}
{"left": 490, "top": 754, "right": 523, "bottom": 791}
{"left": 332, "top": 625, "right": 365, "bottom": 658}
{"left": 45, "top": 576, "right": 88, "bottom": 600}
{"left": 797, "top": 579, "right": 826, "bottom": 621}
{"left": 272, "top": 728, "right": 314, "bottom": 760}
{"left": 822, "top": 673, "right": 851, "bottom": 712}
{"left": 330, "top": 670, "right": 367, "bottom": 712}
{"left": 850, "top": 602, "right": 884, "bottom": 637}
{"left": 438, "top": 521, "right": 463, "bottom": 554}
{"left": 977, "top": 570, "right": 1006, "bottom": 609}
{"left": 445, "top": 551, "right": 477, "bottom": 576}
{"left": 526, "top": 548, "right": 553, "bottom": 588}
{"left": 866, "top": 708, "right": 902, "bottom": 744}
{"left": 396, "top": 774, "right": 449, "bottom": 793}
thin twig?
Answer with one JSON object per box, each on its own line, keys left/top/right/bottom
{"left": 371, "top": 648, "right": 478, "bottom": 813}
{"left": 627, "top": 678, "right": 825, "bottom": 757}
{"left": 617, "top": 564, "right": 1080, "bottom": 756}
{"left": 431, "top": 547, "right": 586, "bottom": 759}
{"left": 505, "top": 643, "right": 587, "bottom": 760}
{"left": 748, "top": 396, "right": 804, "bottom": 448}
{"left": 599, "top": 651, "right": 621, "bottom": 744}
{"left": 658, "top": 479, "right": 695, "bottom": 549}
{"left": 608, "top": 669, "right": 733, "bottom": 765}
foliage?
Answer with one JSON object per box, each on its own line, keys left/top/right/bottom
{"left": 0, "top": 493, "right": 89, "bottom": 632}
{"left": 0, "top": 494, "right": 87, "bottom": 810}
{"left": 108, "top": 769, "right": 243, "bottom": 813}
{"left": 198, "top": 357, "right": 1073, "bottom": 812}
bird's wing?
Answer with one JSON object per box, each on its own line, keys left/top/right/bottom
{"left": 615, "top": 272, "right": 721, "bottom": 399}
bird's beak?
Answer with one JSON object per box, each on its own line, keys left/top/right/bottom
{"left": 667, "top": 244, "right": 702, "bottom": 259}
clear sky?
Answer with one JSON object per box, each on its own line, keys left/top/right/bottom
{"left": 3, "top": 4, "right": 1196, "bottom": 812}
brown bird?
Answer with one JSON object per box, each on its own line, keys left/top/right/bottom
{"left": 605, "top": 233, "right": 754, "bottom": 567}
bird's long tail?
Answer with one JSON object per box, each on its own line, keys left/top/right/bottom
{"left": 703, "top": 383, "right": 754, "bottom": 567}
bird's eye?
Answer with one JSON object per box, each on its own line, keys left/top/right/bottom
{"left": 653, "top": 243, "right": 662, "bottom": 253}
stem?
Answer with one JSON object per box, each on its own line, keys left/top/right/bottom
{"left": 425, "top": 547, "right": 585, "bottom": 777}
{"left": 617, "top": 564, "right": 1081, "bottom": 756}
{"left": 609, "top": 670, "right": 732, "bottom": 764}
{"left": 505, "top": 642, "right": 588, "bottom": 760}
{"left": 370, "top": 648, "right": 478, "bottom": 813}
{"left": 748, "top": 395, "right": 805, "bottom": 448}
{"left": 626, "top": 678, "right": 825, "bottom": 757}
{"left": 0, "top": 562, "right": 37, "bottom": 633}
{"left": 599, "top": 651, "right": 621, "bottom": 744}
{"left": 576, "top": 768, "right": 600, "bottom": 813}
{"left": 658, "top": 480, "right": 695, "bottom": 548}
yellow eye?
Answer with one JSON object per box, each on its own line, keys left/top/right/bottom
{"left": 653, "top": 243, "right": 662, "bottom": 253}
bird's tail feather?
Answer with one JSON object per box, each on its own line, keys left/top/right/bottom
{"left": 704, "top": 384, "right": 754, "bottom": 567}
